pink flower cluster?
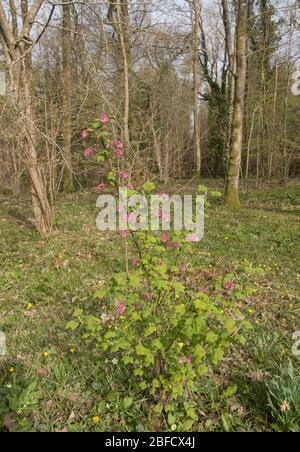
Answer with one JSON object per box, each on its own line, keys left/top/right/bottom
{"left": 160, "top": 234, "right": 179, "bottom": 249}
{"left": 132, "top": 257, "right": 140, "bottom": 267}
{"left": 112, "top": 140, "right": 124, "bottom": 158}
{"left": 161, "top": 233, "right": 170, "bottom": 244}
{"left": 224, "top": 281, "right": 235, "bottom": 291}
{"left": 178, "top": 356, "right": 192, "bottom": 365}
{"left": 82, "top": 130, "right": 89, "bottom": 140}
{"left": 159, "top": 193, "right": 170, "bottom": 201}
{"left": 119, "top": 170, "right": 129, "bottom": 180}
{"left": 186, "top": 234, "right": 200, "bottom": 243}
{"left": 84, "top": 147, "right": 95, "bottom": 158}
{"left": 155, "top": 211, "right": 170, "bottom": 222}
{"left": 97, "top": 182, "right": 107, "bottom": 191}
{"left": 100, "top": 113, "right": 109, "bottom": 126}
{"left": 116, "top": 301, "right": 126, "bottom": 316}
{"left": 144, "top": 294, "right": 152, "bottom": 303}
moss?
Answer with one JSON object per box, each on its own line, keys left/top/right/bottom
{"left": 224, "top": 186, "right": 241, "bottom": 209}
{"left": 63, "top": 168, "right": 74, "bottom": 194}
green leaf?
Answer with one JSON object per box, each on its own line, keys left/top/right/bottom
{"left": 206, "top": 331, "right": 218, "bottom": 344}
{"left": 143, "top": 181, "right": 156, "bottom": 192}
{"left": 212, "top": 347, "right": 224, "bottom": 365}
{"left": 136, "top": 344, "right": 148, "bottom": 356}
{"left": 123, "top": 356, "right": 134, "bottom": 365}
{"left": 152, "top": 379, "right": 160, "bottom": 389}
{"left": 168, "top": 413, "right": 176, "bottom": 426}
{"left": 151, "top": 339, "right": 163, "bottom": 350}
{"left": 223, "top": 384, "right": 238, "bottom": 399}
{"left": 93, "top": 288, "right": 107, "bottom": 299}
{"left": 155, "top": 404, "right": 163, "bottom": 414}
{"left": 66, "top": 320, "right": 79, "bottom": 331}
{"left": 194, "top": 344, "right": 206, "bottom": 360}
{"left": 211, "top": 191, "right": 222, "bottom": 198}
{"left": 221, "top": 414, "right": 232, "bottom": 432}
{"left": 198, "top": 185, "right": 208, "bottom": 194}
{"left": 224, "top": 319, "right": 237, "bottom": 335}
{"left": 123, "top": 397, "right": 134, "bottom": 409}
{"left": 129, "top": 274, "right": 141, "bottom": 288}
{"left": 176, "top": 304, "right": 186, "bottom": 314}
{"left": 144, "top": 325, "right": 157, "bottom": 336}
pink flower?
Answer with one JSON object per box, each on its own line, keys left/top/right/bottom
{"left": 161, "top": 233, "right": 170, "bottom": 244}
{"left": 119, "top": 229, "right": 127, "bottom": 238}
{"left": 186, "top": 234, "right": 200, "bottom": 243}
{"left": 119, "top": 170, "right": 129, "bottom": 180}
{"left": 82, "top": 130, "right": 89, "bottom": 140}
{"left": 116, "top": 301, "right": 126, "bottom": 316}
{"left": 96, "top": 182, "right": 107, "bottom": 191}
{"left": 170, "top": 242, "right": 179, "bottom": 249}
{"left": 132, "top": 257, "right": 140, "bottom": 267}
{"left": 112, "top": 139, "right": 124, "bottom": 150}
{"left": 115, "top": 148, "right": 124, "bottom": 158}
{"left": 112, "top": 140, "right": 124, "bottom": 158}
{"left": 117, "top": 204, "right": 125, "bottom": 213}
{"left": 155, "top": 211, "right": 169, "bottom": 222}
{"left": 127, "top": 183, "right": 134, "bottom": 190}
{"left": 128, "top": 212, "right": 140, "bottom": 226}
{"left": 84, "top": 147, "right": 95, "bottom": 158}
{"left": 159, "top": 193, "right": 170, "bottom": 201}
{"left": 224, "top": 281, "right": 235, "bottom": 291}
{"left": 144, "top": 294, "right": 152, "bottom": 303}
{"left": 178, "top": 264, "right": 186, "bottom": 272}
{"left": 186, "top": 355, "right": 192, "bottom": 364}
{"left": 178, "top": 357, "right": 183, "bottom": 365}
{"left": 198, "top": 287, "right": 205, "bottom": 293}
{"left": 100, "top": 113, "right": 109, "bottom": 125}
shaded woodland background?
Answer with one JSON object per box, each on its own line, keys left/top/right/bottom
{"left": 0, "top": 0, "right": 299, "bottom": 232}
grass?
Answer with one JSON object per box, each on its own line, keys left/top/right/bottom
{"left": 0, "top": 181, "right": 299, "bottom": 432}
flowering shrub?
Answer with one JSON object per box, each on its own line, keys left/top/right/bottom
{"left": 68, "top": 115, "right": 250, "bottom": 429}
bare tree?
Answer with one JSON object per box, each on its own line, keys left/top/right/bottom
{"left": 221, "top": 0, "right": 235, "bottom": 161}
{"left": 0, "top": 0, "right": 55, "bottom": 234}
{"left": 189, "top": 0, "right": 202, "bottom": 174}
{"left": 62, "top": 0, "right": 74, "bottom": 193}
{"left": 225, "top": 0, "right": 248, "bottom": 208}
{"left": 108, "top": 0, "right": 131, "bottom": 146}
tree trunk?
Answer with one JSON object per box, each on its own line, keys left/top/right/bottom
{"left": 221, "top": 0, "right": 235, "bottom": 167}
{"left": 108, "top": 0, "right": 131, "bottom": 146}
{"left": 225, "top": 0, "right": 248, "bottom": 208}
{"left": 0, "top": 0, "right": 54, "bottom": 235}
{"left": 192, "top": 0, "right": 201, "bottom": 175}
{"left": 62, "top": 0, "right": 74, "bottom": 193}
{"left": 21, "top": 64, "right": 54, "bottom": 234}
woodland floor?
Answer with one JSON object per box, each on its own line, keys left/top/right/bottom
{"left": 0, "top": 179, "right": 300, "bottom": 432}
